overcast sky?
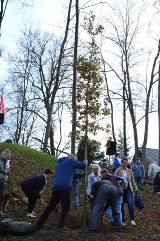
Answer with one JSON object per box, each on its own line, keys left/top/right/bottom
{"left": 0, "top": 0, "right": 159, "bottom": 153}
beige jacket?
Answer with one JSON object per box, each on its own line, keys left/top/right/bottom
{"left": 115, "top": 167, "right": 138, "bottom": 195}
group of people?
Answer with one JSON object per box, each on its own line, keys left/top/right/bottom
{"left": 1, "top": 148, "right": 160, "bottom": 234}
{"left": 86, "top": 157, "right": 138, "bottom": 233}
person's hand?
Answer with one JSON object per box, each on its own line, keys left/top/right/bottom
{"left": 5, "top": 168, "right": 10, "bottom": 174}
{"left": 81, "top": 172, "right": 85, "bottom": 177}
{"left": 84, "top": 160, "right": 88, "bottom": 166}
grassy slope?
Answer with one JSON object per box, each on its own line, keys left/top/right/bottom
{"left": 0, "top": 142, "right": 57, "bottom": 220}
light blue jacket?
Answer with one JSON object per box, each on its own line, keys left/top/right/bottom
{"left": 132, "top": 163, "right": 144, "bottom": 178}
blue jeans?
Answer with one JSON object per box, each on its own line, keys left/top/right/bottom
{"left": 107, "top": 195, "right": 122, "bottom": 223}
{"left": 73, "top": 182, "right": 79, "bottom": 207}
{"left": 134, "top": 177, "right": 143, "bottom": 185}
{"left": 122, "top": 188, "right": 134, "bottom": 222}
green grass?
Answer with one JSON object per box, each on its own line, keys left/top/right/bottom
{"left": 0, "top": 142, "right": 57, "bottom": 172}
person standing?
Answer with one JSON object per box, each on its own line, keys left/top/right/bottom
{"left": 132, "top": 157, "right": 144, "bottom": 185}
{"left": 21, "top": 168, "right": 53, "bottom": 217}
{"left": 72, "top": 169, "right": 84, "bottom": 210}
{"left": 36, "top": 154, "right": 87, "bottom": 230}
{"left": 148, "top": 161, "right": 160, "bottom": 179}
{"left": 86, "top": 164, "right": 101, "bottom": 196}
{"left": 86, "top": 180, "right": 122, "bottom": 233}
{"left": 112, "top": 153, "right": 121, "bottom": 174}
{"left": 0, "top": 149, "right": 11, "bottom": 215}
{"left": 115, "top": 157, "right": 138, "bottom": 226}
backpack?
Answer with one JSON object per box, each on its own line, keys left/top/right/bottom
{"left": 0, "top": 218, "right": 36, "bottom": 235}
{"left": 134, "top": 192, "right": 144, "bottom": 209}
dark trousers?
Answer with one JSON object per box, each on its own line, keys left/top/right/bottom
{"left": 0, "top": 179, "right": 6, "bottom": 211}
{"left": 36, "top": 189, "right": 71, "bottom": 229}
{"left": 21, "top": 184, "right": 37, "bottom": 213}
{"left": 90, "top": 185, "right": 121, "bottom": 231}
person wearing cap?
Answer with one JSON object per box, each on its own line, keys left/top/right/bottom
{"left": 36, "top": 154, "right": 87, "bottom": 230}
{"left": 21, "top": 168, "right": 53, "bottom": 218}
{"left": 132, "top": 157, "right": 144, "bottom": 185}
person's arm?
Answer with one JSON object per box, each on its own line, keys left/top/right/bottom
{"left": 130, "top": 170, "right": 138, "bottom": 191}
{"left": 142, "top": 165, "right": 145, "bottom": 177}
{"left": 74, "top": 160, "right": 87, "bottom": 169}
{"left": 148, "top": 165, "right": 152, "bottom": 177}
{"left": 86, "top": 175, "right": 92, "bottom": 196}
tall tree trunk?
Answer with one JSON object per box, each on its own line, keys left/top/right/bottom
{"left": 50, "top": 124, "right": 55, "bottom": 155}
{"left": 141, "top": 40, "right": 160, "bottom": 167}
{"left": 102, "top": 59, "right": 116, "bottom": 142}
{"left": 123, "top": 81, "right": 127, "bottom": 156}
{"left": 71, "top": 0, "right": 79, "bottom": 155}
{"left": 158, "top": 64, "right": 160, "bottom": 166}
{"left": 43, "top": 0, "right": 73, "bottom": 152}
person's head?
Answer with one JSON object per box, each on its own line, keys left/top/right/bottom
{"left": 101, "top": 169, "right": 108, "bottom": 175}
{"left": 2, "top": 149, "right": 11, "bottom": 161}
{"left": 44, "top": 168, "right": 53, "bottom": 179}
{"left": 121, "top": 157, "right": 128, "bottom": 168}
{"left": 92, "top": 164, "right": 101, "bottom": 175}
{"left": 135, "top": 157, "right": 140, "bottom": 163}
{"left": 115, "top": 152, "right": 120, "bottom": 157}
{"left": 68, "top": 154, "right": 76, "bottom": 160}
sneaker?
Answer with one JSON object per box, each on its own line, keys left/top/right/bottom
{"left": 84, "top": 229, "right": 100, "bottom": 234}
{"left": 0, "top": 211, "right": 5, "bottom": 216}
{"left": 122, "top": 222, "right": 127, "bottom": 226}
{"left": 130, "top": 220, "right": 136, "bottom": 226}
{"left": 27, "top": 213, "right": 36, "bottom": 218}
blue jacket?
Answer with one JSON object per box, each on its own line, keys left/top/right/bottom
{"left": 21, "top": 174, "right": 46, "bottom": 199}
{"left": 132, "top": 163, "right": 144, "bottom": 178}
{"left": 52, "top": 157, "right": 86, "bottom": 191}
{"left": 112, "top": 157, "right": 121, "bottom": 174}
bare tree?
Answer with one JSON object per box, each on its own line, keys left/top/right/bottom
{"left": 158, "top": 62, "right": 160, "bottom": 166}
{"left": 141, "top": 40, "right": 160, "bottom": 166}
{"left": 102, "top": 1, "right": 151, "bottom": 158}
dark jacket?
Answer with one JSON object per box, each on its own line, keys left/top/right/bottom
{"left": 21, "top": 174, "right": 46, "bottom": 199}
{"left": 52, "top": 157, "right": 86, "bottom": 191}
{"left": 91, "top": 180, "right": 112, "bottom": 198}
{"left": 101, "top": 173, "right": 124, "bottom": 196}
{"left": 0, "top": 157, "right": 7, "bottom": 180}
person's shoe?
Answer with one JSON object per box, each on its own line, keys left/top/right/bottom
{"left": 84, "top": 229, "right": 100, "bottom": 234}
{"left": 0, "top": 211, "right": 5, "bottom": 216}
{"left": 122, "top": 222, "right": 127, "bottom": 226}
{"left": 130, "top": 220, "right": 136, "bottom": 226}
{"left": 27, "top": 213, "right": 36, "bottom": 218}
{"left": 110, "top": 221, "right": 116, "bottom": 229}
{"left": 56, "top": 226, "right": 69, "bottom": 231}
{"left": 74, "top": 206, "right": 80, "bottom": 210}
{"left": 116, "top": 226, "right": 123, "bottom": 232}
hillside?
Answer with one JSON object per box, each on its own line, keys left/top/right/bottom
{"left": 0, "top": 142, "right": 160, "bottom": 241}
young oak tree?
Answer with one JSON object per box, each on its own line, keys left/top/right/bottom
{"left": 76, "top": 13, "right": 110, "bottom": 158}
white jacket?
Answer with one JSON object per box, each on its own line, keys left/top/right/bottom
{"left": 148, "top": 163, "right": 160, "bottom": 178}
